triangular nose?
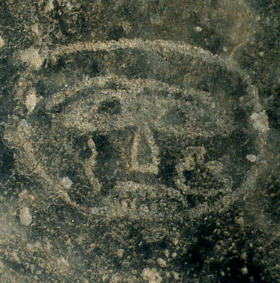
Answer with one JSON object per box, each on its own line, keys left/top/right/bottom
{"left": 131, "top": 125, "right": 160, "bottom": 175}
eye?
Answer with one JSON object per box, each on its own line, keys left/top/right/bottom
{"left": 97, "top": 98, "right": 122, "bottom": 115}
{"left": 161, "top": 106, "right": 186, "bottom": 125}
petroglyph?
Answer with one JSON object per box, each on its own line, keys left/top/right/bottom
{"left": 2, "top": 38, "right": 269, "bottom": 281}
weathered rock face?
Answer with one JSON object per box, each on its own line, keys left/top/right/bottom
{"left": 0, "top": 1, "right": 280, "bottom": 282}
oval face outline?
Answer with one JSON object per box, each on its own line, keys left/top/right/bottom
{"left": 6, "top": 38, "right": 266, "bottom": 218}
{"left": 2, "top": 38, "right": 271, "bottom": 283}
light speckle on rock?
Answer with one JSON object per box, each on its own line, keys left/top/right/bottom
{"left": 116, "top": 249, "right": 124, "bottom": 258}
{"left": 164, "top": 249, "right": 169, "bottom": 258}
{"left": 195, "top": 26, "right": 203, "bottom": 32}
{"left": 157, "top": 257, "right": 167, "bottom": 267}
{"left": 61, "top": 176, "right": 73, "bottom": 189}
{"left": 0, "top": 36, "right": 5, "bottom": 48}
{"left": 236, "top": 217, "right": 245, "bottom": 226}
{"left": 45, "top": 0, "right": 54, "bottom": 12}
{"left": 30, "top": 23, "right": 41, "bottom": 37}
{"left": 172, "top": 252, "right": 177, "bottom": 258}
{"left": 19, "top": 207, "right": 32, "bottom": 226}
{"left": 173, "top": 272, "right": 180, "bottom": 280}
{"left": 241, "top": 266, "right": 248, "bottom": 275}
{"left": 246, "top": 154, "right": 257, "bottom": 163}
{"left": 251, "top": 111, "right": 269, "bottom": 133}
{"left": 171, "top": 237, "right": 179, "bottom": 246}
{"left": 141, "top": 268, "right": 162, "bottom": 283}
{"left": 26, "top": 88, "right": 38, "bottom": 114}
{"left": 19, "top": 47, "right": 44, "bottom": 70}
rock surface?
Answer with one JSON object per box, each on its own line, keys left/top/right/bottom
{"left": 0, "top": 1, "right": 280, "bottom": 282}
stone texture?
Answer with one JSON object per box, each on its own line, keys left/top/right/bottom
{"left": 0, "top": 1, "right": 280, "bottom": 282}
